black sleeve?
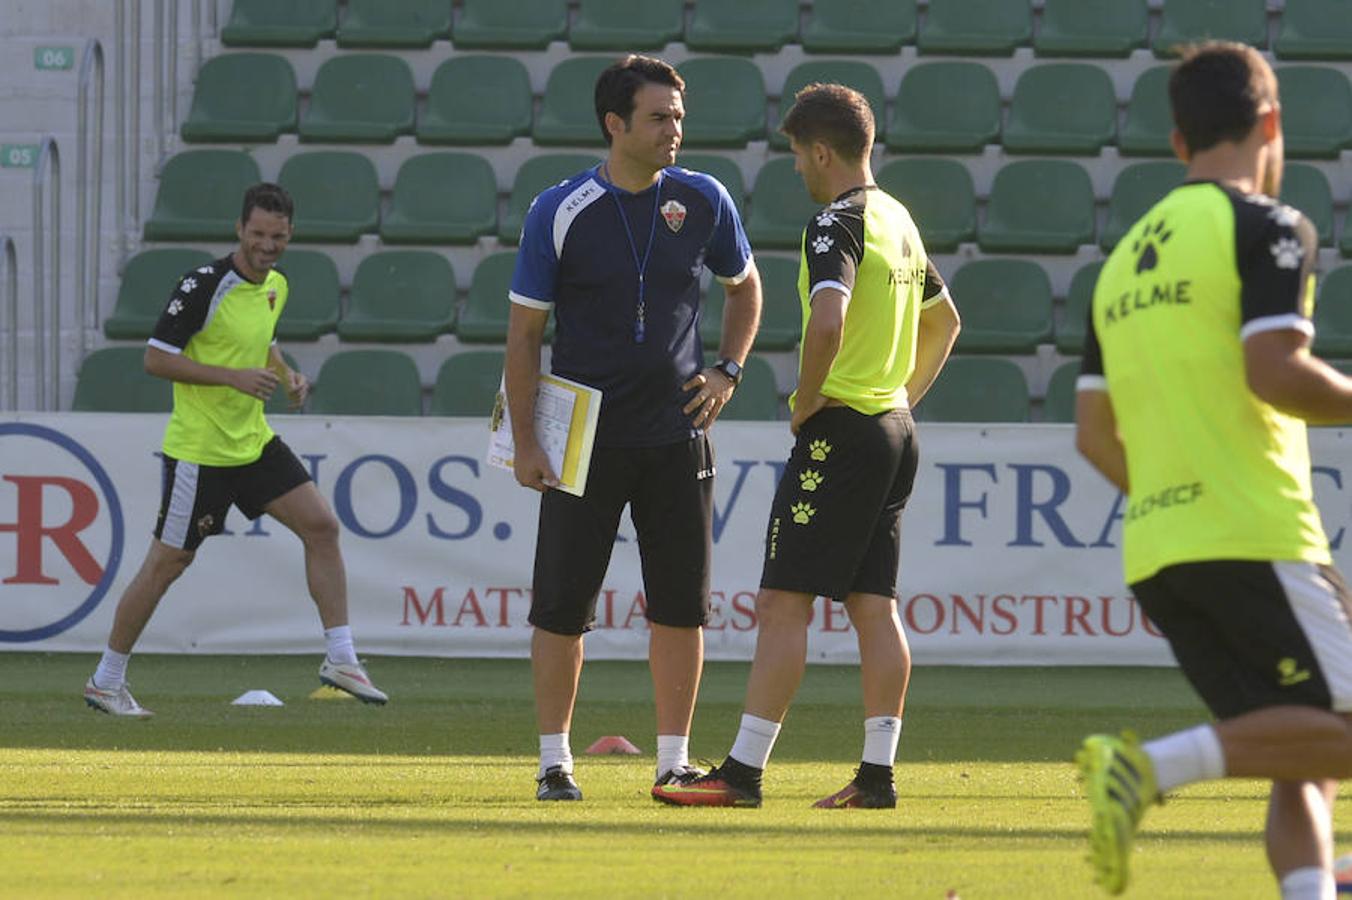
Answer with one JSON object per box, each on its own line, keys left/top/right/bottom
{"left": 1080, "top": 303, "right": 1105, "bottom": 379}
{"left": 803, "top": 207, "right": 865, "bottom": 302}
{"left": 149, "top": 266, "right": 218, "bottom": 351}
{"left": 921, "top": 258, "right": 949, "bottom": 307}
{"left": 1234, "top": 199, "right": 1318, "bottom": 328}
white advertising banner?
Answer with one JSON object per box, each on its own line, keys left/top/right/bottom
{"left": 5, "top": 413, "right": 1352, "bottom": 665}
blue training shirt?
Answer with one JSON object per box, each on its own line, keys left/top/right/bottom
{"left": 510, "top": 164, "right": 754, "bottom": 448}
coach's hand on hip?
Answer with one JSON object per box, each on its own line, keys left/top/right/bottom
{"left": 514, "top": 440, "right": 559, "bottom": 492}
{"left": 683, "top": 367, "right": 735, "bottom": 429}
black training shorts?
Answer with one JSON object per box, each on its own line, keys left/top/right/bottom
{"left": 153, "top": 436, "right": 311, "bottom": 551}
{"left": 760, "top": 406, "right": 918, "bottom": 601}
{"left": 1132, "top": 559, "right": 1352, "bottom": 718}
{"left": 529, "top": 435, "right": 715, "bottom": 635}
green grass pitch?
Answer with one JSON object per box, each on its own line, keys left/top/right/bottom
{"left": 0, "top": 654, "right": 1330, "bottom": 898}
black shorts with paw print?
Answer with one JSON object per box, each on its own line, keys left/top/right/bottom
{"left": 760, "top": 406, "right": 917, "bottom": 601}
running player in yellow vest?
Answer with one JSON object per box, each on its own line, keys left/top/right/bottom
{"left": 83, "top": 183, "right": 388, "bottom": 716}
{"left": 654, "top": 83, "right": 961, "bottom": 809}
{"left": 1075, "top": 44, "right": 1352, "bottom": 898}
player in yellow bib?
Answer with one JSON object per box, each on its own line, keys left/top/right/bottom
{"left": 1075, "top": 44, "right": 1352, "bottom": 898}
{"left": 84, "top": 184, "right": 388, "bottom": 716}
{"left": 654, "top": 83, "right": 960, "bottom": 810}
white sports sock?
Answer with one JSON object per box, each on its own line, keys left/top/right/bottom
{"left": 93, "top": 648, "right": 130, "bottom": 690}
{"left": 539, "top": 732, "right": 573, "bottom": 778}
{"left": 861, "top": 716, "right": 902, "bottom": 767}
{"left": 323, "top": 625, "right": 358, "bottom": 665}
{"left": 656, "top": 734, "right": 689, "bottom": 778}
{"left": 1280, "top": 866, "right": 1335, "bottom": 900}
{"left": 728, "top": 714, "right": 781, "bottom": 771}
{"left": 1143, "top": 724, "right": 1225, "bottom": 794}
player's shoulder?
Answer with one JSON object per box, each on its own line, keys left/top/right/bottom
{"left": 664, "top": 165, "right": 732, "bottom": 210}
{"left": 173, "top": 255, "right": 233, "bottom": 300}
{"left": 528, "top": 167, "right": 606, "bottom": 220}
{"left": 1220, "top": 185, "right": 1315, "bottom": 244}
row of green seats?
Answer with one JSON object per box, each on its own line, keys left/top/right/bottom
{"left": 182, "top": 53, "right": 1352, "bottom": 161}
{"left": 148, "top": 148, "right": 1349, "bottom": 257}
{"left": 219, "top": 0, "right": 1352, "bottom": 60}
{"left": 71, "top": 347, "right": 784, "bottom": 420}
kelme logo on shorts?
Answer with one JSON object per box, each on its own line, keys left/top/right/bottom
{"left": 798, "top": 470, "right": 823, "bottom": 492}
{"left": 790, "top": 502, "right": 816, "bottom": 525}
{"left": 808, "top": 440, "right": 832, "bottom": 462}
{"left": 1277, "top": 657, "right": 1311, "bottom": 687}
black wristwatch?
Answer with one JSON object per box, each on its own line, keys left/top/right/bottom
{"left": 714, "top": 357, "right": 744, "bottom": 387}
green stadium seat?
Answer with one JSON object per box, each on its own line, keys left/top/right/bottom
{"left": 1277, "top": 67, "right": 1352, "bottom": 159}
{"left": 1101, "top": 161, "right": 1186, "bottom": 251}
{"left": 570, "top": 0, "right": 684, "bottom": 51}
{"left": 310, "top": 350, "right": 423, "bottom": 416}
{"left": 1042, "top": 360, "right": 1080, "bottom": 424}
{"left": 680, "top": 57, "right": 766, "bottom": 148}
{"left": 770, "top": 61, "right": 886, "bottom": 151}
{"left": 534, "top": 57, "right": 612, "bottom": 147}
{"left": 180, "top": 53, "right": 296, "bottom": 142}
{"left": 221, "top": 0, "right": 336, "bottom": 47}
{"left": 979, "top": 160, "right": 1096, "bottom": 254}
{"left": 1002, "top": 63, "right": 1117, "bottom": 154}
{"left": 918, "top": 0, "right": 1032, "bottom": 56}
{"left": 875, "top": 158, "right": 976, "bottom": 253}
{"left": 143, "top": 150, "right": 261, "bottom": 241}
{"left": 298, "top": 54, "right": 415, "bottom": 144}
{"left": 71, "top": 348, "right": 172, "bottom": 412}
{"left": 1154, "top": 0, "right": 1267, "bottom": 57}
{"left": 747, "top": 158, "right": 819, "bottom": 250}
{"left": 1276, "top": 0, "right": 1352, "bottom": 60}
{"left": 430, "top": 350, "right": 506, "bottom": 416}
{"left": 454, "top": 0, "right": 567, "bottom": 49}
{"left": 418, "top": 56, "right": 532, "bottom": 145}
{"left": 500, "top": 154, "right": 601, "bottom": 243}
{"left": 720, "top": 356, "right": 780, "bottom": 421}
{"left": 703, "top": 255, "right": 801, "bottom": 352}
{"left": 277, "top": 151, "right": 379, "bottom": 243}
{"left": 263, "top": 350, "right": 303, "bottom": 417}
{"left": 686, "top": 0, "right": 799, "bottom": 53}
{"left": 912, "top": 357, "right": 1030, "bottom": 423}
{"left": 677, "top": 154, "right": 746, "bottom": 214}
{"left": 1119, "top": 66, "right": 1173, "bottom": 157}
{"left": 886, "top": 62, "right": 1001, "bottom": 154}
{"left": 104, "top": 249, "right": 214, "bottom": 340}
{"left": 949, "top": 259, "right": 1053, "bottom": 354}
{"left": 381, "top": 153, "right": 497, "bottom": 245}
{"left": 801, "top": 0, "right": 916, "bottom": 54}
{"left": 1057, "top": 261, "right": 1102, "bottom": 354}
{"left": 1281, "top": 163, "right": 1334, "bottom": 247}
{"left": 1034, "top": 0, "right": 1148, "bottom": 57}
{"left": 274, "top": 250, "right": 340, "bottom": 341}
{"left": 338, "top": 251, "right": 456, "bottom": 342}
{"left": 336, "top": 0, "right": 452, "bottom": 48}
{"left": 1314, "top": 266, "right": 1352, "bottom": 357}
{"left": 459, "top": 252, "right": 515, "bottom": 344}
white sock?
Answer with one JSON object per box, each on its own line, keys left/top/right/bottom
{"left": 93, "top": 648, "right": 130, "bottom": 690}
{"left": 324, "top": 625, "right": 358, "bottom": 665}
{"left": 1143, "top": 724, "right": 1225, "bottom": 793}
{"left": 862, "top": 716, "right": 902, "bottom": 767}
{"left": 1280, "top": 866, "right": 1335, "bottom": 900}
{"left": 728, "top": 714, "right": 781, "bottom": 771}
{"left": 539, "top": 732, "right": 573, "bottom": 778}
{"left": 656, "top": 734, "right": 689, "bottom": 778}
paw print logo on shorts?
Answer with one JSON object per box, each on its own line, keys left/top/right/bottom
{"left": 812, "top": 234, "right": 834, "bottom": 255}
{"left": 790, "top": 502, "right": 816, "bottom": 525}
{"left": 808, "top": 439, "right": 832, "bottom": 462}
{"left": 798, "top": 469, "right": 823, "bottom": 491}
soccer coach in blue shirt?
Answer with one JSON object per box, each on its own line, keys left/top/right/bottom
{"left": 505, "top": 54, "right": 762, "bottom": 801}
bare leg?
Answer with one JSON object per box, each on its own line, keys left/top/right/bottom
{"left": 263, "top": 482, "right": 346, "bottom": 629}
{"left": 106, "top": 540, "right": 195, "bottom": 653}
{"left": 533, "top": 628, "right": 584, "bottom": 734}
{"left": 742, "top": 589, "right": 815, "bottom": 722}
{"left": 649, "top": 623, "right": 702, "bottom": 736}
{"left": 845, "top": 593, "right": 910, "bottom": 719}
{"left": 1217, "top": 708, "right": 1352, "bottom": 780}
{"left": 1266, "top": 779, "right": 1336, "bottom": 882}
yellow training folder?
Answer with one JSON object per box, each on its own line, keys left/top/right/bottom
{"left": 487, "top": 373, "right": 601, "bottom": 497}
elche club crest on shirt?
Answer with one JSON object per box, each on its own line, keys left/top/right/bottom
{"left": 661, "top": 199, "right": 686, "bottom": 233}
{"left": 267, "top": 289, "right": 277, "bottom": 310}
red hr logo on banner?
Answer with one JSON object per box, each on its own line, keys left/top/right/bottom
{"left": 0, "top": 423, "right": 123, "bottom": 642}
